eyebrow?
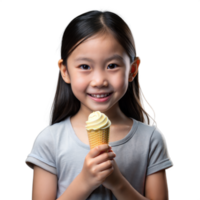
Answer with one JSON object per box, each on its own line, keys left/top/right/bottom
{"left": 75, "top": 54, "right": 124, "bottom": 63}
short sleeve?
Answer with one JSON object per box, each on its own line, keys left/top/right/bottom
{"left": 146, "top": 126, "right": 173, "bottom": 176}
{"left": 25, "top": 126, "right": 57, "bottom": 175}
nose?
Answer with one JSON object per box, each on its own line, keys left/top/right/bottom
{"left": 90, "top": 71, "right": 108, "bottom": 88}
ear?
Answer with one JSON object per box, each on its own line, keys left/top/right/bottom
{"left": 128, "top": 57, "right": 140, "bottom": 82}
{"left": 58, "top": 59, "right": 71, "bottom": 84}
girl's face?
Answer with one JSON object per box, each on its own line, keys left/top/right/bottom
{"left": 64, "top": 32, "right": 132, "bottom": 115}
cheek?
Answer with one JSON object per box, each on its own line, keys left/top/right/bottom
{"left": 118, "top": 80, "right": 128, "bottom": 93}
{"left": 111, "top": 72, "right": 128, "bottom": 91}
{"left": 70, "top": 77, "right": 87, "bottom": 95}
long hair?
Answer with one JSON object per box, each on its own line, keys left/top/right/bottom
{"left": 50, "top": 10, "right": 152, "bottom": 125}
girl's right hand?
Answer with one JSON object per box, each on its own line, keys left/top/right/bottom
{"left": 81, "top": 144, "right": 116, "bottom": 191}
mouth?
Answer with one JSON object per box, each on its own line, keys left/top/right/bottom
{"left": 88, "top": 92, "right": 113, "bottom": 98}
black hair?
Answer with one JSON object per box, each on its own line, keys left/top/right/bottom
{"left": 50, "top": 10, "right": 152, "bottom": 125}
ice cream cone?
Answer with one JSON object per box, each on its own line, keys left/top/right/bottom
{"left": 86, "top": 111, "right": 111, "bottom": 151}
{"left": 87, "top": 127, "right": 110, "bottom": 149}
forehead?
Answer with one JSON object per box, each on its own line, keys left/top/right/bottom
{"left": 68, "top": 32, "right": 129, "bottom": 62}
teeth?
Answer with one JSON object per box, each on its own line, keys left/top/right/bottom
{"left": 91, "top": 93, "right": 110, "bottom": 98}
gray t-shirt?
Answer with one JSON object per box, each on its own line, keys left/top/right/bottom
{"left": 25, "top": 117, "right": 173, "bottom": 199}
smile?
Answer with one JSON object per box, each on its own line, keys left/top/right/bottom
{"left": 88, "top": 93, "right": 112, "bottom": 102}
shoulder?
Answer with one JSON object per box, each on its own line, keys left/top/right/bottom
{"left": 34, "top": 117, "right": 69, "bottom": 145}
{"left": 48, "top": 117, "right": 69, "bottom": 133}
{"left": 134, "top": 120, "right": 157, "bottom": 139}
{"left": 39, "top": 117, "right": 69, "bottom": 136}
{"left": 150, "top": 126, "right": 167, "bottom": 147}
{"left": 31, "top": 125, "right": 54, "bottom": 152}
{"left": 134, "top": 120, "right": 167, "bottom": 147}
{"left": 137, "top": 120, "right": 163, "bottom": 135}
{"left": 136, "top": 121, "right": 167, "bottom": 150}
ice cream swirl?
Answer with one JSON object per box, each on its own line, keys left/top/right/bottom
{"left": 86, "top": 111, "right": 111, "bottom": 130}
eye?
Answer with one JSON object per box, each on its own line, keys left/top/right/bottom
{"left": 79, "top": 65, "right": 88, "bottom": 69}
{"left": 110, "top": 63, "right": 118, "bottom": 70}
{"left": 79, "top": 63, "right": 119, "bottom": 69}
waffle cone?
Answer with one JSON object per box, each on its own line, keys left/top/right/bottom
{"left": 87, "top": 127, "right": 110, "bottom": 150}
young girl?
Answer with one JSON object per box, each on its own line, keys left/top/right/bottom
{"left": 26, "top": 10, "right": 173, "bottom": 200}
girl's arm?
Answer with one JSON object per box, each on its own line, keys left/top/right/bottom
{"left": 145, "top": 169, "right": 168, "bottom": 200}
{"left": 56, "top": 171, "right": 94, "bottom": 200}
{"left": 33, "top": 166, "right": 57, "bottom": 200}
{"left": 111, "top": 169, "right": 168, "bottom": 200}
{"left": 33, "top": 166, "right": 94, "bottom": 200}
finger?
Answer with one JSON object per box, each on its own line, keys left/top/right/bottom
{"left": 90, "top": 144, "right": 110, "bottom": 158}
{"left": 93, "top": 151, "right": 116, "bottom": 165}
{"left": 96, "top": 159, "right": 113, "bottom": 172}
{"left": 108, "top": 148, "right": 113, "bottom": 152}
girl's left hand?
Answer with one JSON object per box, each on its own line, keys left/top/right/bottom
{"left": 102, "top": 149, "right": 123, "bottom": 191}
